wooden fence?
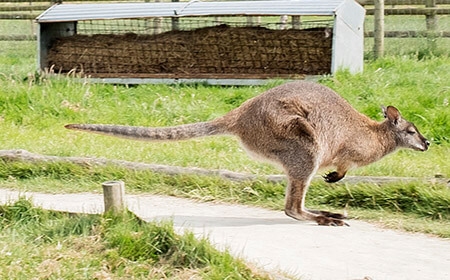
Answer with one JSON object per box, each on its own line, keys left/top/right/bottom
{"left": 1, "top": 0, "right": 449, "bottom": 57}
{"left": 359, "top": 0, "right": 450, "bottom": 57}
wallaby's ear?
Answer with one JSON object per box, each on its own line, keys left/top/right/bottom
{"left": 384, "top": 106, "right": 401, "bottom": 125}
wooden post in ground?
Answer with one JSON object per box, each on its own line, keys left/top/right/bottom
{"left": 172, "top": 0, "right": 179, "bottom": 31}
{"left": 152, "top": 0, "right": 162, "bottom": 34}
{"left": 374, "top": 0, "right": 385, "bottom": 58}
{"left": 426, "top": 0, "right": 438, "bottom": 50}
{"left": 280, "top": 15, "right": 288, "bottom": 29}
{"left": 246, "top": 16, "right": 254, "bottom": 27}
{"left": 292, "top": 16, "right": 301, "bottom": 29}
{"left": 102, "top": 181, "right": 125, "bottom": 213}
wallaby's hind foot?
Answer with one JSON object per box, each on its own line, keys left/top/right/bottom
{"left": 307, "top": 209, "right": 347, "bottom": 220}
{"left": 315, "top": 215, "right": 349, "bottom": 227}
{"left": 284, "top": 209, "right": 349, "bottom": 227}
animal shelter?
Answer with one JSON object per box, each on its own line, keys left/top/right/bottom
{"left": 36, "top": 0, "right": 365, "bottom": 85}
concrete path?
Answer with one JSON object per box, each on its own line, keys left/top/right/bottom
{"left": 0, "top": 189, "right": 449, "bottom": 280}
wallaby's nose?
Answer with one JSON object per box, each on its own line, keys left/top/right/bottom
{"left": 425, "top": 140, "right": 431, "bottom": 147}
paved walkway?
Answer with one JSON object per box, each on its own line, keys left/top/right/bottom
{"left": 0, "top": 189, "right": 449, "bottom": 280}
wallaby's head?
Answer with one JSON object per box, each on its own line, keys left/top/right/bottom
{"left": 381, "top": 105, "right": 430, "bottom": 151}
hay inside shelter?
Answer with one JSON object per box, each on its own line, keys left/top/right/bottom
{"left": 47, "top": 24, "right": 333, "bottom": 78}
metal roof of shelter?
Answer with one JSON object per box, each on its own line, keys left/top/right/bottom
{"left": 36, "top": 0, "right": 347, "bottom": 23}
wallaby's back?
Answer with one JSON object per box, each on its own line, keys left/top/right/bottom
{"left": 221, "top": 81, "right": 373, "bottom": 155}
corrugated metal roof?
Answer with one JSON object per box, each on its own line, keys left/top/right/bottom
{"left": 36, "top": 0, "right": 346, "bottom": 23}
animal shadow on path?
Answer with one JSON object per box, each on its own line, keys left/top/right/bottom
{"left": 153, "top": 215, "right": 322, "bottom": 228}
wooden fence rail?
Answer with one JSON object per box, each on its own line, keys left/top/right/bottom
{"left": 0, "top": 34, "right": 36, "bottom": 40}
{"left": 0, "top": 5, "right": 50, "bottom": 11}
{"left": 366, "top": 7, "right": 450, "bottom": 15}
{"left": 358, "top": 0, "right": 450, "bottom": 4}
{"left": 0, "top": 14, "right": 39, "bottom": 19}
{"left": 366, "top": 30, "right": 450, "bottom": 37}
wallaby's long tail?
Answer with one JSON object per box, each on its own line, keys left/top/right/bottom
{"left": 64, "top": 121, "right": 227, "bottom": 141}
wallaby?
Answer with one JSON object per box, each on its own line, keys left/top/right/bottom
{"left": 65, "top": 81, "right": 430, "bottom": 226}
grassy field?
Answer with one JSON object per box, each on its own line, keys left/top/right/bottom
{"left": 0, "top": 198, "right": 273, "bottom": 279}
{"left": 0, "top": 19, "right": 449, "bottom": 242}
{"left": 0, "top": 56, "right": 448, "bottom": 177}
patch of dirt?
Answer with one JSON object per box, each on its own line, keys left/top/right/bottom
{"left": 47, "top": 25, "right": 332, "bottom": 78}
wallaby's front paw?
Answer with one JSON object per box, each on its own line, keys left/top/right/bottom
{"left": 315, "top": 215, "right": 349, "bottom": 226}
{"left": 323, "top": 171, "right": 344, "bottom": 183}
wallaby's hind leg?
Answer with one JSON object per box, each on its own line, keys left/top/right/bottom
{"left": 282, "top": 155, "right": 348, "bottom": 226}
{"left": 284, "top": 176, "right": 348, "bottom": 226}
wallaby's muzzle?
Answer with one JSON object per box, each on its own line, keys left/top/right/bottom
{"left": 422, "top": 139, "right": 431, "bottom": 151}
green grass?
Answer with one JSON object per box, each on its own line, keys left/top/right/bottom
{"left": 0, "top": 198, "right": 273, "bottom": 279}
{"left": 1, "top": 160, "right": 449, "bottom": 238}
{"left": 0, "top": 56, "right": 448, "bottom": 177}
{"left": 0, "top": 20, "right": 449, "bottom": 241}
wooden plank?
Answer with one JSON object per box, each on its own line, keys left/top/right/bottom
{"left": 0, "top": 14, "right": 39, "bottom": 19}
{"left": 366, "top": 8, "right": 450, "bottom": 15}
{"left": 365, "top": 30, "right": 450, "bottom": 37}
{"left": 1, "top": 149, "right": 448, "bottom": 186}
{"left": 0, "top": 5, "right": 51, "bottom": 12}
{"left": 82, "top": 73, "right": 308, "bottom": 80}
{"left": 0, "top": 34, "right": 36, "bottom": 40}
{"left": 358, "top": 0, "right": 450, "bottom": 5}
{"left": 0, "top": 0, "right": 137, "bottom": 2}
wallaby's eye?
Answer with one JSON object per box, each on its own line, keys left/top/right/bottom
{"left": 407, "top": 130, "right": 416, "bottom": 135}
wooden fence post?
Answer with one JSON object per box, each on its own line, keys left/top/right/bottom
{"left": 426, "top": 0, "right": 437, "bottom": 50}
{"left": 102, "top": 181, "right": 125, "bottom": 213}
{"left": 292, "top": 16, "right": 301, "bottom": 29}
{"left": 172, "top": 0, "right": 179, "bottom": 31}
{"left": 149, "top": 0, "right": 162, "bottom": 34}
{"left": 246, "top": 16, "right": 254, "bottom": 27}
{"left": 374, "top": 0, "right": 385, "bottom": 58}
{"left": 280, "top": 15, "right": 288, "bottom": 30}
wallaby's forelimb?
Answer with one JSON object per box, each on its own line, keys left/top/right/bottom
{"left": 323, "top": 171, "right": 347, "bottom": 183}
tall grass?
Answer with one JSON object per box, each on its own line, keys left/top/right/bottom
{"left": 0, "top": 198, "right": 272, "bottom": 279}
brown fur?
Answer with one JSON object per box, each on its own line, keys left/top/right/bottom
{"left": 66, "top": 81, "right": 430, "bottom": 226}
